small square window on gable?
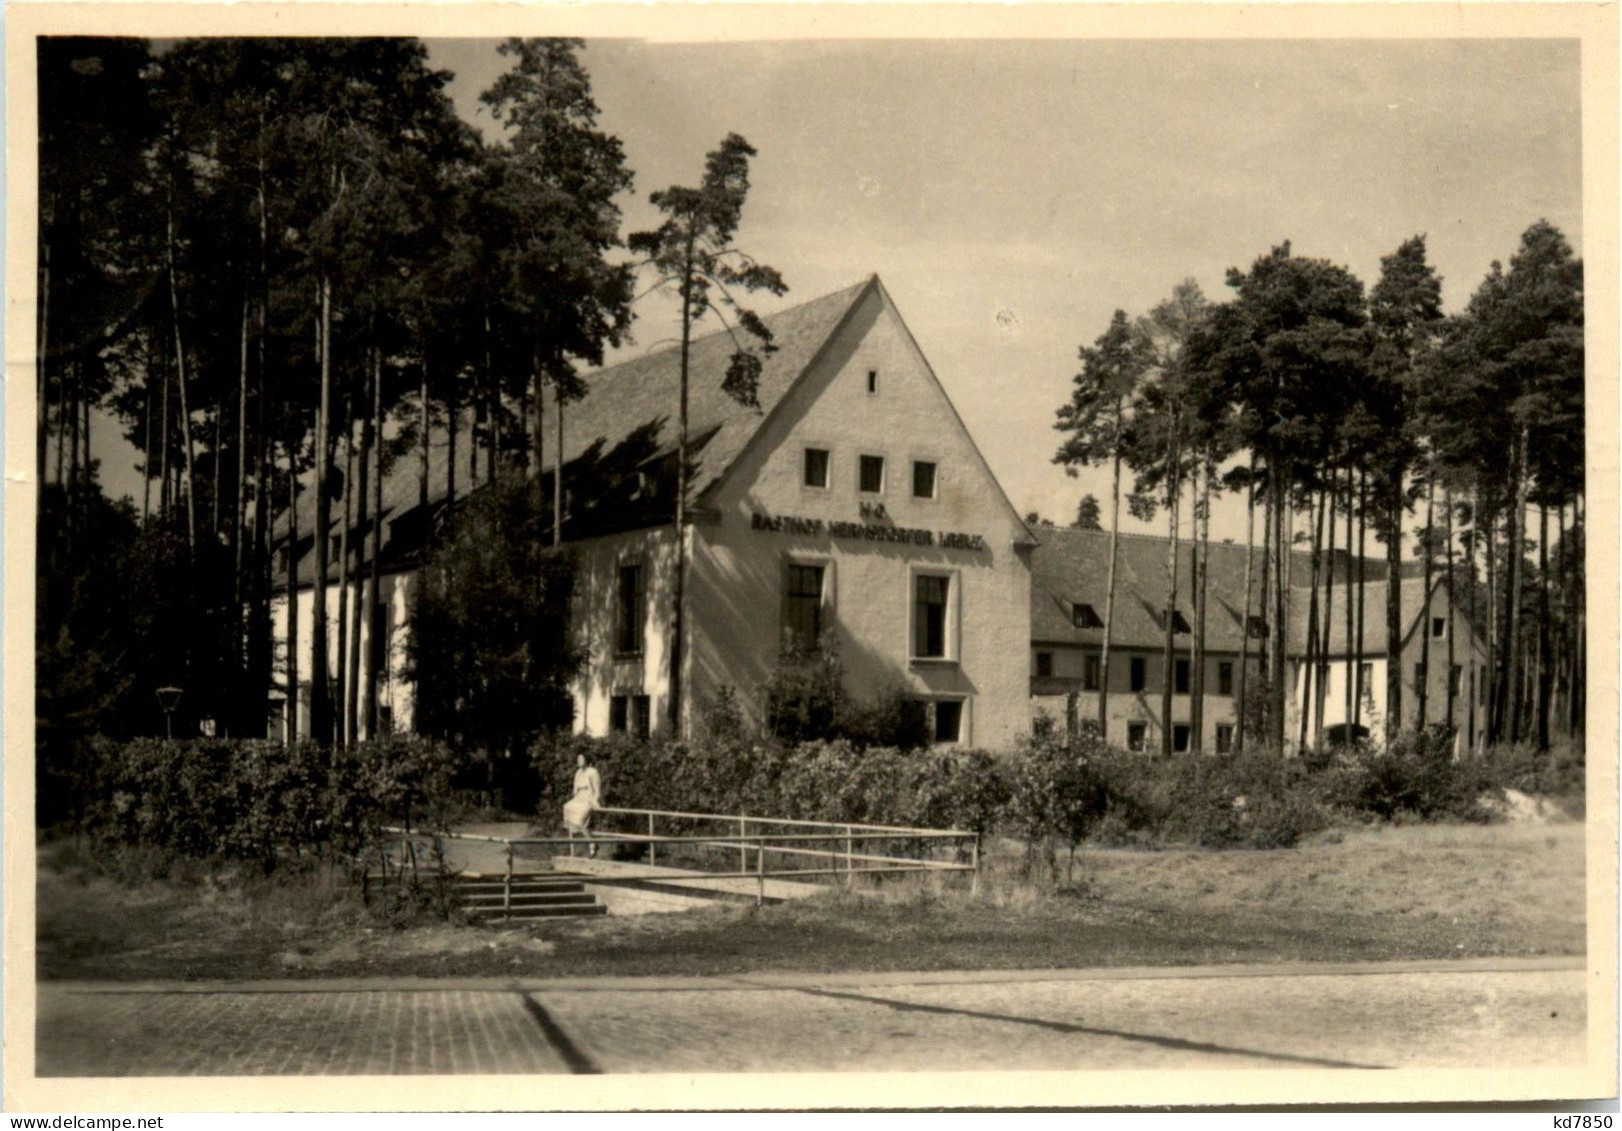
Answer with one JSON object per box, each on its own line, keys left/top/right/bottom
{"left": 859, "top": 454, "right": 885, "bottom": 494}
{"left": 1071, "top": 603, "right": 1103, "bottom": 629}
{"left": 867, "top": 369, "right": 879, "bottom": 394}
{"left": 1431, "top": 616, "right": 1446, "bottom": 639}
{"left": 912, "top": 460, "right": 937, "bottom": 499}
{"left": 803, "top": 447, "right": 830, "bottom": 489}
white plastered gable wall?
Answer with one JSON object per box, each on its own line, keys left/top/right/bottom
{"left": 689, "top": 278, "right": 1035, "bottom": 749}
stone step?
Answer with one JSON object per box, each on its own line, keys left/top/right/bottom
{"left": 456, "top": 880, "right": 587, "bottom": 895}
{"left": 460, "top": 891, "right": 598, "bottom": 907}
{"left": 467, "top": 902, "right": 607, "bottom": 921}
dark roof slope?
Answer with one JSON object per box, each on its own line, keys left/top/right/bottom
{"left": 1030, "top": 527, "right": 1389, "bottom": 654}
{"left": 275, "top": 278, "right": 878, "bottom": 584}
{"left": 1286, "top": 577, "right": 1434, "bottom": 657}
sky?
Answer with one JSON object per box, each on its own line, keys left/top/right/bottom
{"left": 96, "top": 36, "right": 1584, "bottom": 547}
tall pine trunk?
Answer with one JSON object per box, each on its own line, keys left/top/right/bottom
{"left": 235, "top": 292, "right": 250, "bottom": 639}
{"left": 531, "top": 348, "right": 546, "bottom": 500}
{"left": 1343, "top": 467, "right": 1355, "bottom": 740}
{"left": 347, "top": 352, "right": 371, "bottom": 747}
{"left": 554, "top": 389, "right": 565, "bottom": 546}
{"left": 1299, "top": 485, "right": 1325, "bottom": 753}
{"left": 365, "top": 346, "right": 384, "bottom": 739}
{"left": 1502, "top": 424, "right": 1530, "bottom": 744}
{"left": 336, "top": 400, "right": 354, "bottom": 747}
{"left": 1467, "top": 485, "right": 1480, "bottom": 750}
{"left": 1235, "top": 459, "right": 1256, "bottom": 754}
{"left": 1191, "top": 457, "right": 1211, "bottom": 754}
{"left": 1384, "top": 481, "right": 1403, "bottom": 745}
{"left": 419, "top": 352, "right": 430, "bottom": 517}
{"left": 166, "top": 206, "right": 198, "bottom": 554}
{"left": 484, "top": 311, "right": 499, "bottom": 486}
{"left": 1273, "top": 471, "right": 1291, "bottom": 754}
{"left": 246, "top": 171, "right": 273, "bottom": 737}
{"left": 1536, "top": 503, "right": 1552, "bottom": 750}
{"left": 447, "top": 378, "right": 458, "bottom": 508}
{"left": 37, "top": 247, "right": 50, "bottom": 495}
{"left": 1418, "top": 473, "right": 1435, "bottom": 728}
{"left": 1160, "top": 441, "right": 1183, "bottom": 758}
{"left": 142, "top": 344, "right": 153, "bottom": 523}
{"left": 285, "top": 454, "right": 300, "bottom": 744}
{"left": 1097, "top": 396, "right": 1124, "bottom": 736}
{"left": 310, "top": 275, "right": 333, "bottom": 746}
{"left": 1318, "top": 469, "right": 1338, "bottom": 746}
{"left": 1571, "top": 494, "right": 1584, "bottom": 736}
{"left": 669, "top": 247, "right": 695, "bottom": 737}
{"left": 1355, "top": 469, "right": 1368, "bottom": 735}
{"left": 1485, "top": 495, "right": 1499, "bottom": 743}
{"left": 1445, "top": 484, "right": 1457, "bottom": 735}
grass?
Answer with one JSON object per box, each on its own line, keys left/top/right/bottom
{"left": 35, "top": 820, "right": 1585, "bottom": 983}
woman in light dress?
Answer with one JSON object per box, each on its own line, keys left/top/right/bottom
{"left": 562, "top": 754, "right": 603, "bottom": 857}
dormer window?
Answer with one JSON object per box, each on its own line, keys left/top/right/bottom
{"left": 1161, "top": 608, "right": 1191, "bottom": 634}
{"left": 1246, "top": 614, "right": 1268, "bottom": 638}
{"left": 1071, "top": 603, "right": 1103, "bottom": 629}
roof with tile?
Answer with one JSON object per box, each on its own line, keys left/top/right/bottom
{"left": 1030, "top": 526, "right": 1409, "bottom": 655}
{"left": 277, "top": 275, "right": 993, "bottom": 587}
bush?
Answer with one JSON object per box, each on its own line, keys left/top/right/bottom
{"left": 839, "top": 682, "right": 931, "bottom": 751}
{"left": 763, "top": 645, "right": 846, "bottom": 744}
{"left": 1325, "top": 729, "right": 1497, "bottom": 823}
{"left": 78, "top": 734, "right": 461, "bottom": 866}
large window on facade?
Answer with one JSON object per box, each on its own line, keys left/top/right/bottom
{"left": 784, "top": 564, "right": 825, "bottom": 653}
{"left": 912, "top": 460, "right": 937, "bottom": 499}
{"left": 803, "top": 447, "right": 830, "bottom": 489}
{"left": 1218, "top": 661, "right": 1234, "bottom": 696}
{"left": 1215, "top": 724, "right": 1234, "bottom": 753}
{"left": 1175, "top": 658, "right": 1191, "bottom": 694}
{"left": 914, "top": 574, "right": 950, "bottom": 659}
{"left": 1130, "top": 656, "right": 1147, "bottom": 692}
{"left": 859, "top": 455, "right": 885, "bottom": 494}
{"left": 1035, "top": 651, "right": 1053, "bottom": 678}
{"left": 615, "top": 563, "right": 644, "bottom": 654}
{"left": 933, "top": 699, "right": 964, "bottom": 744}
{"left": 1083, "top": 654, "right": 1101, "bottom": 691}
{"left": 1127, "top": 721, "right": 1147, "bottom": 751}
{"left": 1172, "top": 724, "right": 1191, "bottom": 753}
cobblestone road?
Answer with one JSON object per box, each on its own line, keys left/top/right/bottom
{"left": 35, "top": 960, "right": 1586, "bottom": 1076}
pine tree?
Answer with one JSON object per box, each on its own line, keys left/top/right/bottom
{"left": 1053, "top": 309, "right": 1147, "bottom": 735}
{"left": 628, "top": 134, "right": 787, "bottom": 736}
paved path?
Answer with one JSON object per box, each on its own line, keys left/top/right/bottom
{"left": 35, "top": 958, "right": 1586, "bottom": 1076}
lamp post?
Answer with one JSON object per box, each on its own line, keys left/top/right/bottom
{"left": 156, "top": 686, "right": 184, "bottom": 739}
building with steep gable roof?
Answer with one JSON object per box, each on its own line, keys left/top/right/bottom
{"left": 271, "top": 276, "right": 1038, "bottom": 749}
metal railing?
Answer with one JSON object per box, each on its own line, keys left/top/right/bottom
{"left": 378, "top": 808, "right": 978, "bottom": 911}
